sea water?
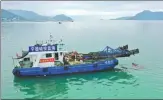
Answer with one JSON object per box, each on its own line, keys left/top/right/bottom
{"left": 1, "top": 20, "right": 163, "bottom": 99}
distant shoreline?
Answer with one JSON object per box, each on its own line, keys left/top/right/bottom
{"left": 1, "top": 19, "right": 163, "bottom": 23}
{"left": 1, "top": 21, "right": 74, "bottom": 23}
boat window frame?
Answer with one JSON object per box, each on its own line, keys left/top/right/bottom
{"left": 23, "top": 57, "right": 30, "bottom": 61}
{"left": 54, "top": 53, "right": 59, "bottom": 60}
{"left": 60, "top": 52, "right": 63, "bottom": 56}
{"left": 46, "top": 53, "right": 52, "bottom": 58}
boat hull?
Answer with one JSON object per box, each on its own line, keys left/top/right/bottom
{"left": 12, "top": 59, "right": 118, "bottom": 77}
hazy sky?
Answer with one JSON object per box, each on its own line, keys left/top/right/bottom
{"left": 2, "top": 1, "right": 163, "bottom": 19}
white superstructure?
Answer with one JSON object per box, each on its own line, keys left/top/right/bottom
{"left": 13, "top": 34, "right": 68, "bottom": 68}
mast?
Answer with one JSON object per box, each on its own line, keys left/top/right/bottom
{"left": 50, "top": 33, "right": 53, "bottom": 44}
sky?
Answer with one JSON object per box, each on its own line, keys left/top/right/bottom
{"left": 2, "top": 1, "right": 163, "bottom": 19}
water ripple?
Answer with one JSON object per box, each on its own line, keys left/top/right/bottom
{"left": 12, "top": 68, "right": 137, "bottom": 99}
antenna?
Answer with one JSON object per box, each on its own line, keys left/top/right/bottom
{"left": 49, "top": 32, "right": 53, "bottom": 44}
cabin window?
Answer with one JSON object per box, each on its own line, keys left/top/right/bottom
{"left": 55, "top": 53, "right": 59, "bottom": 60}
{"left": 60, "top": 52, "right": 63, "bottom": 56}
{"left": 24, "top": 57, "right": 30, "bottom": 61}
{"left": 46, "top": 53, "right": 52, "bottom": 58}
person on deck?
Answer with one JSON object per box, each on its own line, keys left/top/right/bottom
{"left": 63, "top": 56, "right": 69, "bottom": 65}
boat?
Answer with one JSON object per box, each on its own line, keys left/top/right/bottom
{"left": 12, "top": 34, "right": 139, "bottom": 77}
{"left": 59, "top": 22, "right": 62, "bottom": 24}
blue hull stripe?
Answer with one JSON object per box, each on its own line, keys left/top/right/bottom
{"left": 13, "top": 59, "right": 118, "bottom": 77}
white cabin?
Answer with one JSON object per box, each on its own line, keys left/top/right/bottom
{"left": 13, "top": 35, "right": 68, "bottom": 68}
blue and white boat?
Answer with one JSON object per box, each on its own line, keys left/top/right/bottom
{"left": 12, "top": 35, "right": 138, "bottom": 77}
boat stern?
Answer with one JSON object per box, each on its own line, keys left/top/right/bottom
{"left": 12, "top": 67, "right": 21, "bottom": 77}
{"left": 114, "top": 59, "right": 119, "bottom": 65}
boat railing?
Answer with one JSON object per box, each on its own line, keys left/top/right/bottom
{"left": 12, "top": 57, "right": 21, "bottom": 68}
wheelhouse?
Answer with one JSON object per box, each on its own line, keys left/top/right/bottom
{"left": 13, "top": 35, "right": 68, "bottom": 68}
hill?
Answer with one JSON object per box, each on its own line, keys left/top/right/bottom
{"left": 1, "top": 9, "right": 26, "bottom": 21}
{"left": 112, "top": 10, "right": 163, "bottom": 20}
{"left": 1, "top": 9, "right": 73, "bottom": 22}
{"left": 8, "top": 9, "right": 51, "bottom": 21}
{"left": 53, "top": 14, "right": 73, "bottom": 21}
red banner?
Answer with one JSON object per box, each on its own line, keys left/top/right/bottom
{"left": 39, "top": 58, "right": 55, "bottom": 63}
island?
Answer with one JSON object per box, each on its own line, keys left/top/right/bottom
{"left": 111, "top": 10, "right": 163, "bottom": 20}
{"left": 1, "top": 9, "right": 74, "bottom": 22}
